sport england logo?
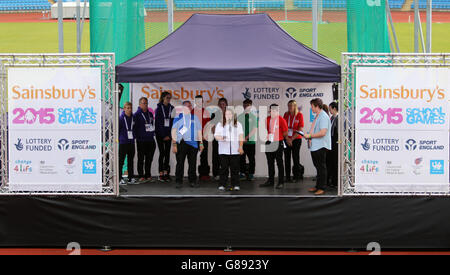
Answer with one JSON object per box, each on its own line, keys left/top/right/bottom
{"left": 430, "top": 160, "right": 444, "bottom": 175}
{"left": 286, "top": 87, "right": 297, "bottom": 99}
{"left": 58, "top": 139, "right": 70, "bottom": 151}
{"left": 405, "top": 139, "right": 417, "bottom": 151}
{"left": 82, "top": 160, "right": 96, "bottom": 174}
{"left": 15, "top": 138, "right": 24, "bottom": 151}
{"left": 242, "top": 88, "right": 252, "bottom": 100}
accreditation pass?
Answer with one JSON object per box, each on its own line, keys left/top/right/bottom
{"left": 181, "top": 259, "right": 270, "bottom": 272}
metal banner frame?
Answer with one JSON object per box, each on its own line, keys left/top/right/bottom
{"left": 0, "top": 53, "right": 118, "bottom": 196}
{"left": 339, "top": 53, "right": 450, "bottom": 196}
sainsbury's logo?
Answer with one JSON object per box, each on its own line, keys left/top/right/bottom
{"left": 141, "top": 86, "right": 225, "bottom": 104}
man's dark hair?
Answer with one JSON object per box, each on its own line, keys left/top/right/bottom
{"left": 269, "top": 104, "right": 279, "bottom": 110}
{"left": 310, "top": 98, "right": 323, "bottom": 109}
{"left": 195, "top": 95, "right": 203, "bottom": 99}
{"left": 218, "top": 98, "right": 228, "bottom": 105}
{"left": 243, "top": 99, "right": 253, "bottom": 105}
{"left": 182, "top": 100, "right": 191, "bottom": 105}
{"left": 329, "top": 101, "right": 338, "bottom": 111}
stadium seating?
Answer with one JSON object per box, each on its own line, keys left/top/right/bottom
{"left": 412, "top": 0, "right": 450, "bottom": 10}
{"left": 0, "top": 0, "right": 51, "bottom": 11}
{"left": 294, "top": 0, "right": 406, "bottom": 9}
{"left": 174, "top": 0, "right": 284, "bottom": 9}
{"left": 2, "top": 0, "right": 449, "bottom": 12}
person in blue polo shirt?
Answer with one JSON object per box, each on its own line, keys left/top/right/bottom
{"left": 304, "top": 98, "right": 331, "bottom": 196}
{"left": 133, "top": 97, "right": 156, "bottom": 182}
{"left": 172, "top": 101, "right": 204, "bottom": 189}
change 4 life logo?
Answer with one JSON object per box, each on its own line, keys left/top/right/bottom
{"left": 359, "top": 160, "right": 380, "bottom": 174}
{"left": 13, "top": 160, "right": 32, "bottom": 174}
{"left": 82, "top": 160, "right": 96, "bottom": 174}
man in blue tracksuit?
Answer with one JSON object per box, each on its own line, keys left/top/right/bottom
{"left": 172, "top": 101, "right": 204, "bottom": 189}
{"left": 133, "top": 97, "right": 156, "bottom": 182}
{"left": 119, "top": 102, "right": 136, "bottom": 185}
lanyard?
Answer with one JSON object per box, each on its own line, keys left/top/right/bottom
{"left": 124, "top": 116, "right": 134, "bottom": 131}
{"left": 288, "top": 113, "right": 296, "bottom": 129}
{"left": 162, "top": 106, "right": 172, "bottom": 119}
{"left": 269, "top": 116, "right": 278, "bottom": 134}
{"left": 141, "top": 112, "right": 151, "bottom": 124}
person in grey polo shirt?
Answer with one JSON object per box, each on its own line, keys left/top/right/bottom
{"left": 304, "top": 98, "right": 331, "bottom": 195}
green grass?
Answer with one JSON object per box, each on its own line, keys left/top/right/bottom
{"left": 1, "top": 21, "right": 449, "bottom": 64}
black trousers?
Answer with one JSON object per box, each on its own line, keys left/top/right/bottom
{"left": 212, "top": 139, "right": 220, "bottom": 177}
{"left": 137, "top": 140, "right": 156, "bottom": 178}
{"left": 240, "top": 143, "right": 256, "bottom": 175}
{"left": 175, "top": 140, "right": 199, "bottom": 184}
{"left": 156, "top": 136, "right": 171, "bottom": 174}
{"left": 198, "top": 141, "right": 210, "bottom": 176}
{"left": 284, "top": 139, "right": 304, "bottom": 180}
{"left": 265, "top": 141, "right": 285, "bottom": 185}
{"left": 327, "top": 145, "right": 338, "bottom": 187}
{"left": 311, "top": 148, "right": 328, "bottom": 190}
{"left": 119, "top": 143, "right": 135, "bottom": 180}
{"left": 219, "top": 155, "right": 240, "bottom": 188}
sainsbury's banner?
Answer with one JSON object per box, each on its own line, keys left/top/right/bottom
{"left": 8, "top": 68, "right": 103, "bottom": 192}
{"left": 355, "top": 67, "right": 450, "bottom": 193}
{"left": 131, "top": 82, "right": 333, "bottom": 177}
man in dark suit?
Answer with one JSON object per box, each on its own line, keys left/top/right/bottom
{"left": 327, "top": 102, "right": 339, "bottom": 188}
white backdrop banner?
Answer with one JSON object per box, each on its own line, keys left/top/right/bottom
{"left": 8, "top": 67, "right": 103, "bottom": 192}
{"left": 355, "top": 67, "right": 450, "bottom": 193}
{"left": 131, "top": 82, "right": 333, "bottom": 177}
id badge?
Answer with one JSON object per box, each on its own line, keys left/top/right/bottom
{"left": 146, "top": 124, "right": 155, "bottom": 132}
{"left": 179, "top": 126, "right": 188, "bottom": 135}
{"left": 127, "top": 131, "right": 134, "bottom": 139}
{"left": 164, "top": 118, "right": 170, "bottom": 127}
{"left": 268, "top": 134, "right": 274, "bottom": 143}
{"left": 288, "top": 129, "right": 294, "bottom": 137}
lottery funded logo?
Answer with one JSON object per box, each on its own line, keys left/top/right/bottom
{"left": 360, "top": 138, "right": 400, "bottom": 152}
{"left": 15, "top": 138, "right": 52, "bottom": 152}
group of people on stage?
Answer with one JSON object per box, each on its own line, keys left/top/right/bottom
{"left": 119, "top": 92, "right": 339, "bottom": 195}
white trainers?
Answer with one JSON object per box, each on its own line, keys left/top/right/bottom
{"left": 119, "top": 179, "right": 127, "bottom": 186}
{"left": 218, "top": 186, "right": 225, "bottom": 191}
{"left": 234, "top": 186, "right": 240, "bottom": 191}
{"left": 128, "top": 178, "right": 138, "bottom": 185}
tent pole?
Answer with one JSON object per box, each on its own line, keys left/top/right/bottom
{"left": 168, "top": 0, "right": 174, "bottom": 34}
{"left": 414, "top": 0, "right": 419, "bottom": 52}
{"left": 76, "top": 0, "right": 81, "bottom": 53}
{"left": 58, "top": 0, "right": 64, "bottom": 53}
{"left": 426, "top": 0, "right": 432, "bottom": 53}
{"left": 312, "top": 0, "right": 318, "bottom": 51}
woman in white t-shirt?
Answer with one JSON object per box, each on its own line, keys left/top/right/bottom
{"left": 214, "top": 108, "right": 244, "bottom": 191}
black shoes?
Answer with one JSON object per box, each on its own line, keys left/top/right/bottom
{"left": 259, "top": 181, "right": 274, "bottom": 187}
